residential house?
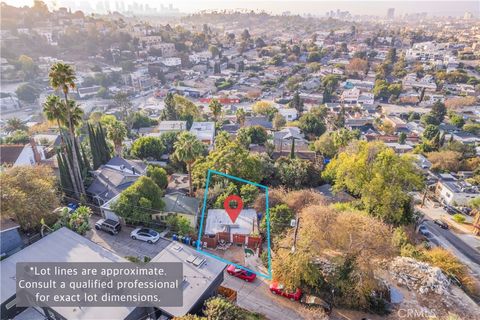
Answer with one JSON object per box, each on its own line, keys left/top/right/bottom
{"left": 0, "top": 227, "right": 227, "bottom": 319}
{"left": 204, "top": 209, "right": 258, "bottom": 243}
{"left": 154, "top": 121, "right": 188, "bottom": 135}
{"left": 245, "top": 116, "right": 273, "bottom": 130}
{"left": 278, "top": 108, "right": 298, "bottom": 121}
{"left": 0, "top": 141, "right": 45, "bottom": 168}
{"left": 189, "top": 122, "right": 215, "bottom": 147}
{"left": 152, "top": 192, "right": 200, "bottom": 229}
{"left": 87, "top": 156, "right": 146, "bottom": 205}
{"left": 402, "top": 73, "right": 437, "bottom": 91}
{"left": 0, "top": 218, "right": 23, "bottom": 258}
{"left": 436, "top": 178, "right": 479, "bottom": 206}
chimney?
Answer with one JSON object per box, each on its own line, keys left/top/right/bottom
{"left": 30, "top": 138, "right": 42, "bottom": 164}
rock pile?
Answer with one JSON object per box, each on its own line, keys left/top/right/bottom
{"left": 389, "top": 257, "right": 450, "bottom": 295}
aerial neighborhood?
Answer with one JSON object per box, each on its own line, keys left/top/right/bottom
{"left": 1, "top": 1, "right": 480, "bottom": 320}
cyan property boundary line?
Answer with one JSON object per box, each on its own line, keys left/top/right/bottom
{"left": 196, "top": 169, "right": 272, "bottom": 279}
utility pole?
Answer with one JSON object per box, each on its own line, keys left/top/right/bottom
{"left": 291, "top": 217, "right": 300, "bottom": 253}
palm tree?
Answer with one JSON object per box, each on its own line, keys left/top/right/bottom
{"left": 107, "top": 120, "right": 127, "bottom": 156}
{"left": 43, "top": 94, "right": 79, "bottom": 196}
{"left": 5, "top": 117, "right": 27, "bottom": 132}
{"left": 236, "top": 108, "right": 246, "bottom": 126}
{"left": 173, "top": 132, "right": 205, "bottom": 196}
{"left": 48, "top": 63, "right": 85, "bottom": 195}
{"left": 209, "top": 99, "right": 222, "bottom": 122}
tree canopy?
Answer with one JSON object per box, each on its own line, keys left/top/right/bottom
{"left": 323, "top": 141, "right": 424, "bottom": 225}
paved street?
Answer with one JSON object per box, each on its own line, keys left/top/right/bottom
{"left": 222, "top": 274, "right": 306, "bottom": 320}
{"left": 85, "top": 216, "right": 308, "bottom": 319}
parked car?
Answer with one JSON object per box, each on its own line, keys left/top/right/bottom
{"left": 444, "top": 206, "right": 458, "bottom": 215}
{"left": 300, "top": 294, "right": 332, "bottom": 314}
{"left": 95, "top": 219, "right": 121, "bottom": 235}
{"left": 269, "top": 281, "right": 302, "bottom": 301}
{"left": 226, "top": 265, "right": 256, "bottom": 282}
{"left": 433, "top": 219, "right": 449, "bottom": 229}
{"left": 130, "top": 228, "right": 160, "bottom": 244}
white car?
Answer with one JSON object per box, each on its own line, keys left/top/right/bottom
{"left": 130, "top": 228, "right": 160, "bottom": 244}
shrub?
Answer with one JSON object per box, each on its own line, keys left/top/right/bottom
{"left": 452, "top": 214, "right": 466, "bottom": 224}
{"left": 146, "top": 165, "right": 168, "bottom": 189}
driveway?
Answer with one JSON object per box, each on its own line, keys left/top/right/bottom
{"left": 86, "top": 216, "right": 170, "bottom": 260}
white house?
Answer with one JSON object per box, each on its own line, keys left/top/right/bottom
{"left": 278, "top": 108, "right": 298, "bottom": 121}
{"left": 436, "top": 179, "right": 479, "bottom": 206}
{"left": 189, "top": 121, "right": 215, "bottom": 146}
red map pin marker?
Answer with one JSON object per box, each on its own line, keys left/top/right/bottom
{"left": 224, "top": 195, "right": 243, "bottom": 223}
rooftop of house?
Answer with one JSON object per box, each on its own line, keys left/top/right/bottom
{"left": 0, "top": 217, "right": 20, "bottom": 232}
{"left": 158, "top": 121, "right": 188, "bottom": 132}
{"left": 163, "top": 192, "right": 200, "bottom": 216}
{"left": 245, "top": 116, "right": 273, "bottom": 130}
{"left": 1, "top": 228, "right": 135, "bottom": 320}
{"left": 0, "top": 144, "right": 25, "bottom": 165}
{"left": 204, "top": 209, "right": 258, "bottom": 236}
{"left": 86, "top": 156, "right": 146, "bottom": 203}
{"left": 150, "top": 241, "right": 227, "bottom": 317}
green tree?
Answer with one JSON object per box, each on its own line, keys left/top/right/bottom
{"left": 15, "top": 83, "right": 40, "bottom": 103}
{"left": 265, "top": 204, "right": 294, "bottom": 235}
{"left": 1, "top": 165, "right": 60, "bottom": 230}
{"left": 5, "top": 117, "right": 27, "bottom": 132}
{"left": 88, "top": 123, "right": 111, "bottom": 169}
{"left": 106, "top": 120, "right": 127, "bottom": 156}
{"left": 324, "top": 141, "right": 424, "bottom": 225}
{"left": 423, "top": 125, "right": 440, "bottom": 141}
{"left": 236, "top": 125, "right": 268, "bottom": 146}
{"left": 5, "top": 130, "right": 30, "bottom": 144}
{"left": 113, "top": 92, "right": 133, "bottom": 126}
{"left": 209, "top": 99, "right": 222, "bottom": 122}
{"left": 48, "top": 62, "right": 85, "bottom": 196}
{"left": 313, "top": 133, "right": 337, "bottom": 158}
{"left": 421, "top": 113, "right": 440, "bottom": 126}
{"left": 235, "top": 108, "right": 246, "bottom": 126}
{"left": 289, "top": 91, "right": 304, "bottom": 114}
{"left": 275, "top": 157, "right": 320, "bottom": 189}
{"left": 192, "top": 141, "right": 265, "bottom": 189}
{"left": 131, "top": 136, "right": 164, "bottom": 160}
{"left": 159, "top": 131, "right": 179, "bottom": 155}
{"left": 173, "top": 132, "right": 205, "bottom": 196}
{"left": 203, "top": 297, "right": 242, "bottom": 320}
{"left": 431, "top": 101, "right": 447, "bottom": 124}
{"left": 298, "top": 112, "right": 326, "bottom": 139}
{"left": 240, "top": 184, "right": 259, "bottom": 207}
{"left": 146, "top": 165, "right": 168, "bottom": 189}
{"left": 332, "top": 128, "right": 360, "bottom": 148}
{"left": 272, "top": 113, "right": 286, "bottom": 130}
{"left": 111, "top": 176, "right": 165, "bottom": 224}
{"left": 165, "top": 215, "right": 193, "bottom": 235}
{"left": 398, "top": 132, "right": 407, "bottom": 144}
{"left": 449, "top": 113, "right": 465, "bottom": 128}
{"left": 161, "top": 93, "right": 179, "bottom": 121}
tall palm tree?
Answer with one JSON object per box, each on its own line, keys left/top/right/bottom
{"left": 5, "top": 117, "right": 27, "bottom": 132}
{"left": 173, "top": 132, "right": 205, "bottom": 196}
{"left": 209, "top": 99, "right": 222, "bottom": 122}
{"left": 106, "top": 120, "right": 127, "bottom": 156}
{"left": 48, "top": 63, "right": 85, "bottom": 195}
{"left": 236, "top": 108, "right": 246, "bottom": 127}
{"left": 43, "top": 94, "right": 79, "bottom": 196}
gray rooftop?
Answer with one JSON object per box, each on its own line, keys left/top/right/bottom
{"left": 163, "top": 192, "right": 200, "bottom": 216}
{"left": 150, "top": 242, "right": 227, "bottom": 317}
{"left": 1, "top": 228, "right": 134, "bottom": 320}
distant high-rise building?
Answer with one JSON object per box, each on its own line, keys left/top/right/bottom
{"left": 464, "top": 11, "right": 473, "bottom": 20}
{"left": 387, "top": 8, "right": 395, "bottom": 20}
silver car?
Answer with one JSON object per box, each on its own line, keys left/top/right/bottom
{"left": 130, "top": 228, "right": 160, "bottom": 244}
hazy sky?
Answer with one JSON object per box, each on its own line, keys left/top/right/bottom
{"left": 5, "top": 0, "right": 480, "bottom": 17}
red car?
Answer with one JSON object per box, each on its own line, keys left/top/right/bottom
{"left": 269, "top": 281, "right": 302, "bottom": 301}
{"left": 226, "top": 265, "right": 257, "bottom": 282}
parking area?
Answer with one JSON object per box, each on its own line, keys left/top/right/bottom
{"left": 85, "top": 215, "right": 171, "bottom": 259}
